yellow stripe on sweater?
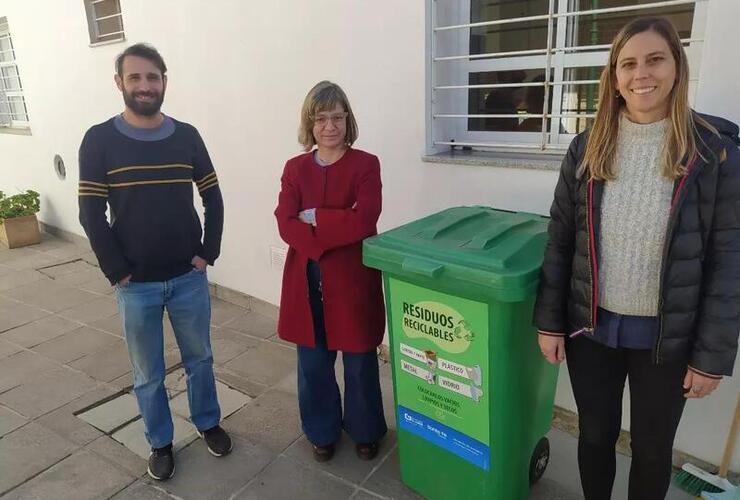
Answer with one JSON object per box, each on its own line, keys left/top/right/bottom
{"left": 108, "top": 179, "right": 193, "bottom": 188}
{"left": 107, "top": 164, "right": 194, "bottom": 175}
{"left": 196, "top": 171, "right": 217, "bottom": 186}
{"left": 198, "top": 179, "right": 219, "bottom": 192}
{"left": 79, "top": 180, "right": 108, "bottom": 188}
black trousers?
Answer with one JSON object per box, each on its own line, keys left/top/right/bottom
{"left": 565, "top": 335, "right": 687, "bottom": 500}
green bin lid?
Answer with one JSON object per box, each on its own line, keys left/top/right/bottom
{"left": 363, "top": 206, "right": 550, "bottom": 302}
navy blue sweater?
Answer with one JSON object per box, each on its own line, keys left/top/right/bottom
{"left": 78, "top": 116, "right": 224, "bottom": 284}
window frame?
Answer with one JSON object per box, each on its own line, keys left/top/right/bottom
{"left": 426, "top": 0, "right": 708, "bottom": 155}
{"left": 0, "top": 17, "right": 30, "bottom": 129}
{"left": 83, "top": 0, "right": 125, "bottom": 45}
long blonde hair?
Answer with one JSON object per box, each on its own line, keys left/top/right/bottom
{"left": 581, "top": 17, "right": 716, "bottom": 181}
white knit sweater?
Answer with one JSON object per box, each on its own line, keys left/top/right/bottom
{"left": 598, "top": 115, "right": 673, "bottom": 316}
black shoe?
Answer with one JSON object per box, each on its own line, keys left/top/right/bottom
{"left": 312, "top": 442, "right": 336, "bottom": 463}
{"left": 148, "top": 444, "right": 175, "bottom": 480}
{"left": 197, "top": 425, "right": 233, "bottom": 457}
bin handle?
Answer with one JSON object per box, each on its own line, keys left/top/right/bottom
{"left": 401, "top": 257, "right": 444, "bottom": 278}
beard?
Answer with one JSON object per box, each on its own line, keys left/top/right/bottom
{"left": 122, "top": 88, "right": 165, "bottom": 117}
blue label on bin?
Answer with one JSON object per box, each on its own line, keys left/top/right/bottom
{"left": 398, "top": 405, "right": 490, "bottom": 470}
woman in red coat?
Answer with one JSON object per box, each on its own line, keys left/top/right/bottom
{"left": 275, "top": 81, "right": 387, "bottom": 462}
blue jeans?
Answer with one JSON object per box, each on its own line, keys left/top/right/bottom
{"left": 297, "top": 261, "right": 387, "bottom": 447}
{"left": 115, "top": 268, "right": 220, "bottom": 448}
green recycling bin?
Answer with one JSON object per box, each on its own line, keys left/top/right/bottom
{"left": 363, "top": 206, "right": 559, "bottom": 500}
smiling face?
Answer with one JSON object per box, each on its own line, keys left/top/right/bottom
{"left": 615, "top": 30, "right": 677, "bottom": 123}
{"left": 312, "top": 103, "right": 348, "bottom": 151}
{"left": 115, "top": 55, "right": 167, "bottom": 117}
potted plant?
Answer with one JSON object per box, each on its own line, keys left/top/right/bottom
{"left": 0, "top": 190, "right": 41, "bottom": 248}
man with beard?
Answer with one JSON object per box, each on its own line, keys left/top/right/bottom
{"left": 78, "top": 43, "right": 230, "bottom": 481}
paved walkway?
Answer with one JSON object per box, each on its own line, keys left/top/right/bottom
{"left": 0, "top": 234, "right": 694, "bottom": 499}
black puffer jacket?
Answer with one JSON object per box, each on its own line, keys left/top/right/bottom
{"left": 534, "top": 112, "right": 740, "bottom": 376}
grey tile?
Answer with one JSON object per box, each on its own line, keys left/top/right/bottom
{"left": 362, "top": 447, "right": 424, "bottom": 500}
{"left": 235, "top": 455, "right": 355, "bottom": 500}
{"left": 0, "top": 296, "right": 50, "bottom": 333}
{"left": 53, "top": 267, "right": 102, "bottom": 286}
{"left": 222, "top": 388, "right": 302, "bottom": 454}
{"left": 0, "top": 268, "right": 46, "bottom": 292}
{"left": 273, "top": 369, "right": 299, "bottom": 395}
{"left": 213, "top": 366, "right": 268, "bottom": 399}
{"left": 32, "top": 325, "right": 121, "bottom": 363}
{"left": 2, "top": 449, "right": 134, "bottom": 500}
{"left": 69, "top": 342, "right": 132, "bottom": 382}
{"left": 379, "top": 362, "right": 396, "bottom": 431}
{"left": 112, "top": 416, "right": 196, "bottom": 459}
{"left": 57, "top": 295, "right": 119, "bottom": 324}
{"left": 110, "top": 371, "right": 134, "bottom": 392}
{"left": 285, "top": 431, "right": 397, "bottom": 485}
{"left": 78, "top": 393, "right": 140, "bottom": 433}
{"left": 3, "top": 279, "right": 99, "bottom": 312}
{"left": 35, "top": 385, "right": 118, "bottom": 446}
{"left": 0, "top": 246, "right": 38, "bottom": 264}
{"left": 210, "top": 327, "right": 259, "bottom": 365}
{"left": 164, "top": 368, "right": 188, "bottom": 399}
{"left": 38, "top": 259, "right": 94, "bottom": 278}
{"left": 90, "top": 314, "right": 124, "bottom": 337}
{"left": 77, "top": 274, "right": 116, "bottom": 295}
{"left": 0, "top": 422, "right": 78, "bottom": 495}
{"left": 111, "top": 481, "right": 174, "bottom": 500}
{"left": 351, "top": 491, "right": 387, "bottom": 500}
{"left": 0, "top": 251, "right": 58, "bottom": 271}
{"left": 0, "top": 350, "right": 60, "bottom": 393}
{"left": 223, "top": 340, "right": 295, "bottom": 387}
{"left": 0, "top": 366, "right": 98, "bottom": 418}
{"left": 529, "top": 478, "right": 584, "bottom": 500}
{"left": 39, "top": 243, "right": 92, "bottom": 261}
{"left": 0, "top": 404, "right": 27, "bottom": 437}
{"left": 1, "top": 314, "right": 81, "bottom": 348}
{"left": 222, "top": 311, "right": 277, "bottom": 339}
{"left": 160, "top": 435, "right": 275, "bottom": 500}
{"left": 86, "top": 436, "right": 148, "bottom": 478}
{"left": 170, "top": 380, "right": 251, "bottom": 421}
{"left": 209, "top": 297, "right": 248, "bottom": 327}
{"left": 0, "top": 338, "right": 22, "bottom": 358}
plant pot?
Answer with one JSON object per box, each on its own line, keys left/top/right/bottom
{"left": 0, "top": 214, "right": 41, "bottom": 249}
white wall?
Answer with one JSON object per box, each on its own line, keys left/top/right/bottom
{"left": 0, "top": 0, "right": 737, "bottom": 472}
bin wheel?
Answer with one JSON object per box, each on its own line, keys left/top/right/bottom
{"left": 529, "top": 437, "right": 549, "bottom": 485}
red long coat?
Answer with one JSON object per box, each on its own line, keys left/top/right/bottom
{"left": 274, "top": 148, "right": 385, "bottom": 352}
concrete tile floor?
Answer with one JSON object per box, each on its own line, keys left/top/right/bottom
{"left": 0, "top": 234, "right": 698, "bottom": 499}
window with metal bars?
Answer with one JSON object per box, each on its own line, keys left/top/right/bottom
{"left": 84, "top": 0, "right": 125, "bottom": 45}
{"left": 0, "top": 16, "right": 29, "bottom": 128}
{"left": 427, "top": 0, "right": 707, "bottom": 154}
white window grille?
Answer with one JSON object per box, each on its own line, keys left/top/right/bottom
{"left": 84, "top": 0, "right": 125, "bottom": 45}
{"left": 427, "top": 0, "right": 708, "bottom": 154}
{"left": 0, "top": 17, "right": 29, "bottom": 128}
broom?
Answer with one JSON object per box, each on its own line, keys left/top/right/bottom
{"left": 673, "top": 393, "right": 739, "bottom": 496}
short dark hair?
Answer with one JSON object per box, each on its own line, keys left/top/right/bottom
{"left": 115, "top": 43, "right": 167, "bottom": 77}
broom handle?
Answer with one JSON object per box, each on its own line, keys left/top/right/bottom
{"left": 718, "top": 393, "right": 740, "bottom": 478}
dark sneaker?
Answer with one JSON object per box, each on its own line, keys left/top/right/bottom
{"left": 312, "top": 442, "right": 336, "bottom": 463}
{"left": 147, "top": 444, "right": 174, "bottom": 480}
{"left": 356, "top": 442, "right": 379, "bottom": 461}
{"left": 197, "top": 425, "right": 233, "bottom": 457}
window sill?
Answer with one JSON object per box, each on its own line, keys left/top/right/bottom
{"left": 89, "top": 37, "right": 126, "bottom": 48}
{"left": 0, "top": 126, "right": 32, "bottom": 136}
{"left": 422, "top": 149, "right": 564, "bottom": 171}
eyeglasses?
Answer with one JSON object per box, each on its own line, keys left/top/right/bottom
{"left": 313, "top": 112, "right": 348, "bottom": 127}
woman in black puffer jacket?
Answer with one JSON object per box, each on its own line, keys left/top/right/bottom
{"left": 534, "top": 17, "right": 740, "bottom": 500}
